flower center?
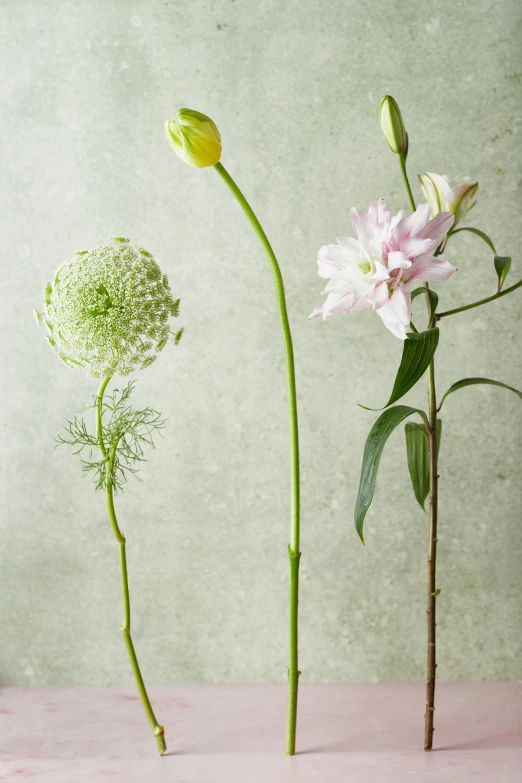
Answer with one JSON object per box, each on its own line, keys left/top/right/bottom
{"left": 88, "top": 284, "right": 116, "bottom": 318}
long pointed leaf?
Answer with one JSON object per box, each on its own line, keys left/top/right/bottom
{"left": 494, "top": 256, "right": 511, "bottom": 291}
{"left": 447, "top": 227, "right": 497, "bottom": 255}
{"left": 405, "top": 420, "right": 442, "bottom": 511}
{"left": 355, "top": 406, "right": 428, "bottom": 542}
{"left": 440, "top": 378, "right": 522, "bottom": 408}
{"left": 390, "top": 328, "right": 440, "bottom": 408}
{"left": 361, "top": 329, "right": 439, "bottom": 411}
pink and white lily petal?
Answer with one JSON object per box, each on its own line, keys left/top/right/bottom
{"left": 366, "top": 281, "right": 389, "bottom": 311}
{"left": 394, "top": 202, "right": 431, "bottom": 240}
{"left": 372, "top": 259, "right": 391, "bottom": 280}
{"left": 404, "top": 255, "right": 456, "bottom": 286}
{"left": 398, "top": 235, "right": 436, "bottom": 259}
{"left": 317, "top": 244, "right": 349, "bottom": 278}
{"left": 349, "top": 207, "right": 373, "bottom": 246}
{"left": 387, "top": 251, "right": 412, "bottom": 273}
{"left": 376, "top": 285, "right": 412, "bottom": 340}
{"left": 419, "top": 212, "right": 454, "bottom": 246}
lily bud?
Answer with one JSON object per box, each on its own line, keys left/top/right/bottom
{"left": 419, "top": 172, "right": 478, "bottom": 227}
{"left": 164, "top": 108, "right": 222, "bottom": 168}
{"left": 379, "top": 95, "right": 407, "bottom": 155}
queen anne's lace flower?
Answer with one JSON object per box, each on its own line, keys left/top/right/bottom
{"left": 34, "top": 237, "right": 182, "bottom": 378}
{"left": 310, "top": 201, "right": 455, "bottom": 339}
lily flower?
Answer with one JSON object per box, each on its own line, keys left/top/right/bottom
{"left": 419, "top": 172, "right": 478, "bottom": 227}
{"left": 310, "top": 200, "right": 455, "bottom": 339}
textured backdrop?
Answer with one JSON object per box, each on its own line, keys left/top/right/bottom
{"left": 1, "top": 0, "right": 521, "bottom": 685}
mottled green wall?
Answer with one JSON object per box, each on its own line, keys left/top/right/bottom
{"left": 1, "top": 0, "right": 521, "bottom": 685}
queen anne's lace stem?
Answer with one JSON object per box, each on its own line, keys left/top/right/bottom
{"left": 99, "top": 379, "right": 167, "bottom": 756}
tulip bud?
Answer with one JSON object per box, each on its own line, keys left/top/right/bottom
{"left": 164, "top": 108, "right": 222, "bottom": 168}
{"left": 379, "top": 95, "right": 407, "bottom": 155}
{"left": 419, "top": 172, "right": 478, "bottom": 227}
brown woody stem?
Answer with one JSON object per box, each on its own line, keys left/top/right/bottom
{"left": 424, "top": 343, "right": 439, "bottom": 751}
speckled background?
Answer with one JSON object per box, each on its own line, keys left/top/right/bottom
{"left": 1, "top": 0, "right": 521, "bottom": 686}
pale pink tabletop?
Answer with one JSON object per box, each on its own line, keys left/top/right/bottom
{"left": 1, "top": 683, "right": 521, "bottom": 782}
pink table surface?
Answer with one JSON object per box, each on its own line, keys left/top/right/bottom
{"left": 0, "top": 683, "right": 521, "bottom": 782}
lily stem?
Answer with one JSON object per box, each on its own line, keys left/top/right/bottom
{"left": 397, "top": 153, "right": 440, "bottom": 749}
{"left": 424, "top": 336, "right": 439, "bottom": 751}
{"left": 213, "top": 161, "right": 301, "bottom": 756}
{"left": 399, "top": 154, "right": 416, "bottom": 213}
{"left": 97, "top": 377, "right": 167, "bottom": 756}
{"left": 436, "top": 278, "right": 522, "bottom": 319}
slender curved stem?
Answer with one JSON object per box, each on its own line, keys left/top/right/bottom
{"left": 399, "top": 154, "right": 416, "bottom": 212}
{"left": 436, "top": 278, "right": 522, "bottom": 319}
{"left": 97, "top": 379, "right": 167, "bottom": 756}
{"left": 213, "top": 161, "right": 301, "bottom": 756}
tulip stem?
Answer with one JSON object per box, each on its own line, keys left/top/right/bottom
{"left": 97, "top": 378, "right": 167, "bottom": 756}
{"left": 213, "top": 161, "right": 301, "bottom": 756}
{"left": 436, "top": 278, "right": 522, "bottom": 318}
{"left": 399, "top": 154, "right": 417, "bottom": 213}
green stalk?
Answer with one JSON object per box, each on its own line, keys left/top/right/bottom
{"left": 213, "top": 161, "right": 301, "bottom": 755}
{"left": 436, "top": 278, "right": 522, "bottom": 319}
{"left": 97, "top": 377, "right": 167, "bottom": 756}
{"left": 397, "top": 156, "right": 440, "bottom": 749}
{"left": 424, "top": 345, "right": 439, "bottom": 751}
{"left": 399, "top": 154, "right": 416, "bottom": 212}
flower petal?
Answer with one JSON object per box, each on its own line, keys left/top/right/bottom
{"left": 419, "top": 172, "right": 451, "bottom": 214}
{"left": 387, "top": 251, "right": 413, "bottom": 272}
{"left": 405, "top": 255, "right": 456, "bottom": 286}
{"left": 317, "top": 244, "right": 349, "bottom": 278}
{"left": 350, "top": 208, "right": 373, "bottom": 246}
{"left": 367, "top": 199, "right": 392, "bottom": 227}
{"left": 398, "top": 235, "right": 437, "bottom": 259}
{"left": 418, "top": 212, "right": 454, "bottom": 246}
{"left": 447, "top": 183, "right": 478, "bottom": 222}
{"left": 377, "top": 286, "right": 411, "bottom": 340}
{"left": 372, "top": 259, "right": 391, "bottom": 280}
{"left": 394, "top": 202, "right": 431, "bottom": 239}
{"left": 366, "top": 281, "right": 389, "bottom": 311}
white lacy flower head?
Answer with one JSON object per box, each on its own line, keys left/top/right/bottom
{"left": 34, "top": 237, "right": 182, "bottom": 378}
{"left": 310, "top": 200, "right": 455, "bottom": 339}
{"left": 419, "top": 172, "right": 478, "bottom": 227}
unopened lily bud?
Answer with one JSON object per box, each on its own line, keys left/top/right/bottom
{"left": 164, "top": 109, "right": 222, "bottom": 168}
{"left": 419, "top": 172, "right": 478, "bottom": 227}
{"left": 379, "top": 95, "right": 407, "bottom": 155}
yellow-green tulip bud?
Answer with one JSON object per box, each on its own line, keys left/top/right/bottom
{"left": 164, "top": 108, "right": 222, "bottom": 168}
{"left": 379, "top": 95, "right": 407, "bottom": 155}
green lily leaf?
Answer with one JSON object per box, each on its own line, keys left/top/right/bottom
{"left": 355, "top": 405, "right": 429, "bottom": 543}
{"left": 439, "top": 378, "right": 522, "bottom": 409}
{"left": 405, "top": 420, "right": 442, "bottom": 511}
{"left": 362, "top": 328, "right": 439, "bottom": 410}
{"left": 411, "top": 287, "right": 439, "bottom": 326}
{"left": 494, "top": 256, "right": 511, "bottom": 292}
{"left": 447, "top": 227, "right": 497, "bottom": 255}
